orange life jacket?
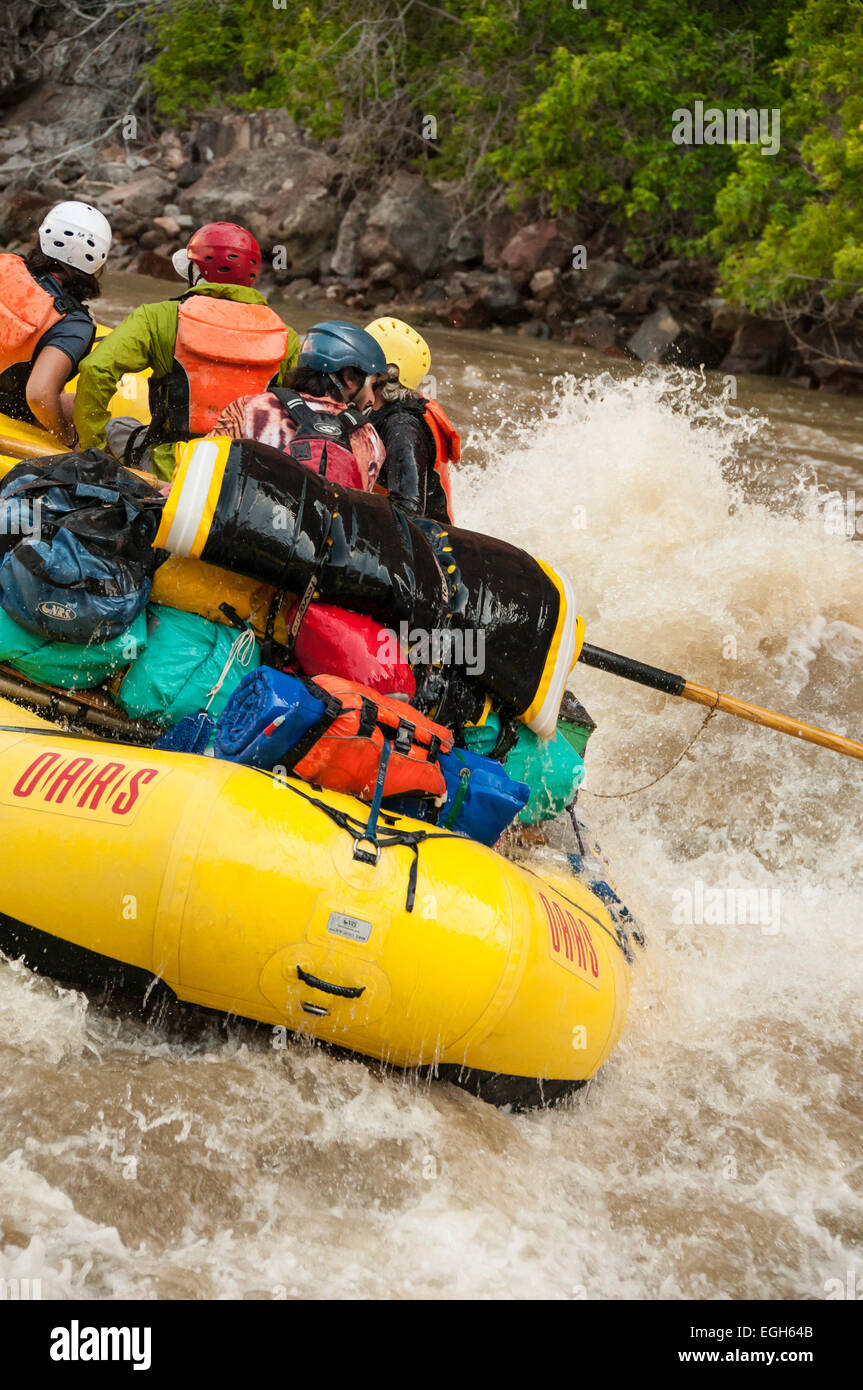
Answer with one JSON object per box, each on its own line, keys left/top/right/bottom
{"left": 150, "top": 293, "right": 289, "bottom": 440}
{"left": 285, "top": 674, "right": 453, "bottom": 802}
{"left": 421, "top": 397, "right": 459, "bottom": 522}
{"left": 0, "top": 255, "right": 69, "bottom": 375}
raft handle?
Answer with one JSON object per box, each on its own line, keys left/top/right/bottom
{"left": 296, "top": 966, "right": 365, "bottom": 999}
{"left": 352, "top": 836, "right": 380, "bottom": 866}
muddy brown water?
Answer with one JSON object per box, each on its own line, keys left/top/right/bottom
{"left": 1, "top": 273, "right": 861, "bottom": 1299}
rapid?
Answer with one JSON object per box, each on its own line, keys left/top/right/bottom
{"left": 1, "top": 276, "right": 861, "bottom": 1300}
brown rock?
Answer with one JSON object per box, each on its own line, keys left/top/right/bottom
{"left": 720, "top": 314, "right": 793, "bottom": 375}
{"left": 529, "top": 268, "right": 558, "bottom": 301}
{"left": 101, "top": 172, "right": 176, "bottom": 220}
{"left": 629, "top": 306, "right": 724, "bottom": 368}
{"left": 152, "top": 214, "right": 181, "bottom": 238}
{"left": 807, "top": 360, "right": 863, "bottom": 395}
{"left": 178, "top": 146, "right": 340, "bottom": 256}
{"left": 500, "top": 218, "right": 581, "bottom": 291}
{"left": 434, "top": 295, "right": 492, "bottom": 330}
{"left": 618, "top": 282, "right": 661, "bottom": 315}
{"left": 567, "top": 310, "right": 620, "bottom": 354}
{"left": 580, "top": 258, "right": 640, "bottom": 299}
{"left": 133, "top": 248, "right": 176, "bottom": 280}
{"left": 710, "top": 302, "right": 748, "bottom": 340}
{"left": 0, "top": 187, "right": 52, "bottom": 242}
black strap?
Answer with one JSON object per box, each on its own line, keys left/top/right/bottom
{"left": 491, "top": 711, "right": 521, "bottom": 762}
{"left": 270, "top": 389, "right": 365, "bottom": 442}
{"left": 278, "top": 689, "right": 345, "bottom": 773}
{"left": 353, "top": 737, "right": 392, "bottom": 865}
{"left": 258, "top": 767, "right": 463, "bottom": 913}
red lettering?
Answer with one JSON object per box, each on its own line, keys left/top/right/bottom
{"left": 555, "top": 904, "right": 574, "bottom": 961}
{"left": 540, "top": 893, "right": 560, "bottom": 951}
{"left": 577, "top": 917, "right": 600, "bottom": 978}
{"left": 44, "top": 757, "right": 95, "bottom": 804}
{"left": 567, "top": 911, "right": 587, "bottom": 971}
{"left": 111, "top": 767, "right": 158, "bottom": 816}
{"left": 76, "top": 761, "right": 126, "bottom": 810}
{"left": 12, "top": 751, "right": 62, "bottom": 798}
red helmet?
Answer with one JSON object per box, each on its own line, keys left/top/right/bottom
{"left": 186, "top": 222, "right": 261, "bottom": 286}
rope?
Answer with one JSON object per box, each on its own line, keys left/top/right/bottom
{"left": 204, "top": 628, "right": 258, "bottom": 711}
{"left": 582, "top": 700, "right": 719, "bottom": 799}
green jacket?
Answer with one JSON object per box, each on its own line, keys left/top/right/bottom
{"left": 73, "top": 283, "right": 300, "bottom": 480}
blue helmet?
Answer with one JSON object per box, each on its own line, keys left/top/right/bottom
{"left": 297, "top": 321, "right": 388, "bottom": 376}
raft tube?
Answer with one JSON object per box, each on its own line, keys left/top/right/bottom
{"left": 0, "top": 696, "right": 631, "bottom": 1108}
{"left": 154, "top": 437, "right": 582, "bottom": 738}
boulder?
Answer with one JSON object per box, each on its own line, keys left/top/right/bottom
{"left": 719, "top": 313, "right": 793, "bottom": 375}
{"left": 628, "top": 306, "right": 724, "bottom": 368}
{"left": 101, "top": 171, "right": 176, "bottom": 220}
{"left": 357, "top": 172, "right": 453, "bottom": 279}
{"left": 807, "top": 361, "right": 863, "bottom": 395}
{"left": 499, "top": 218, "right": 581, "bottom": 290}
{"left": 617, "top": 281, "right": 662, "bottom": 316}
{"left": 710, "top": 302, "right": 748, "bottom": 340}
{"left": 178, "top": 146, "right": 340, "bottom": 256}
{"left": 152, "top": 214, "right": 182, "bottom": 238}
{"left": 435, "top": 295, "right": 492, "bottom": 331}
{"left": 580, "top": 258, "right": 640, "bottom": 300}
{"left": 330, "top": 191, "right": 375, "bottom": 278}
{"left": 133, "top": 247, "right": 176, "bottom": 281}
{"left": 567, "top": 310, "right": 621, "bottom": 354}
{"left": 0, "top": 187, "right": 53, "bottom": 242}
{"left": 270, "top": 179, "right": 342, "bottom": 276}
{"left": 529, "top": 268, "right": 558, "bottom": 301}
{"left": 446, "top": 221, "right": 482, "bottom": 265}
{"left": 457, "top": 269, "right": 525, "bottom": 323}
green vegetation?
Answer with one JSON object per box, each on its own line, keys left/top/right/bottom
{"left": 148, "top": 0, "right": 862, "bottom": 312}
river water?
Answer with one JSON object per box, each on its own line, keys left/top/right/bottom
{"left": 1, "top": 274, "right": 861, "bottom": 1300}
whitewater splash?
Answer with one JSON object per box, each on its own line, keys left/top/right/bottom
{"left": 2, "top": 366, "right": 861, "bottom": 1300}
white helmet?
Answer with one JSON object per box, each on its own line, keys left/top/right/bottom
{"left": 38, "top": 201, "right": 112, "bottom": 274}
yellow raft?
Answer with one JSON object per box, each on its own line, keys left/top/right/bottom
{"left": 0, "top": 355, "right": 635, "bottom": 1106}
{"left": 0, "top": 695, "right": 632, "bottom": 1107}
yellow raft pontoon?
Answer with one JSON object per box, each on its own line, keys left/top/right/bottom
{"left": 0, "top": 694, "right": 633, "bottom": 1107}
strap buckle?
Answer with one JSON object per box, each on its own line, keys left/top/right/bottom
{"left": 352, "top": 835, "right": 380, "bottom": 866}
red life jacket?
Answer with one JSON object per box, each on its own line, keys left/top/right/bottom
{"left": 284, "top": 675, "right": 453, "bottom": 802}
{"left": 0, "top": 255, "right": 71, "bottom": 375}
{"left": 270, "top": 388, "right": 366, "bottom": 489}
{"left": 150, "top": 292, "right": 289, "bottom": 440}
{"left": 421, "top": 397, "right": 459, "bottom": 523}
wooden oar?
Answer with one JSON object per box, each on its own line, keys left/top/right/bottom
{"left": 578, "top": 642, "right": 863, "bottom": 763}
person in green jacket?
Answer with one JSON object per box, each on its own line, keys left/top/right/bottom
{"left": 73, "top": 222, "right": 300, "bottom": 480}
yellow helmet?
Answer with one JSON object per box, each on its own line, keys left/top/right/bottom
{"left": 365, "top": 316, "right": 431, "bottom": 391}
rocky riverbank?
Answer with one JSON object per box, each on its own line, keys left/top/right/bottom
{"left": 1, "top": 98, "right": 861, "bottom": 394}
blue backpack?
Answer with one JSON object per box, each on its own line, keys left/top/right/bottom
{"left": 0, "top": 451, "right": 163, "bottom": 644}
